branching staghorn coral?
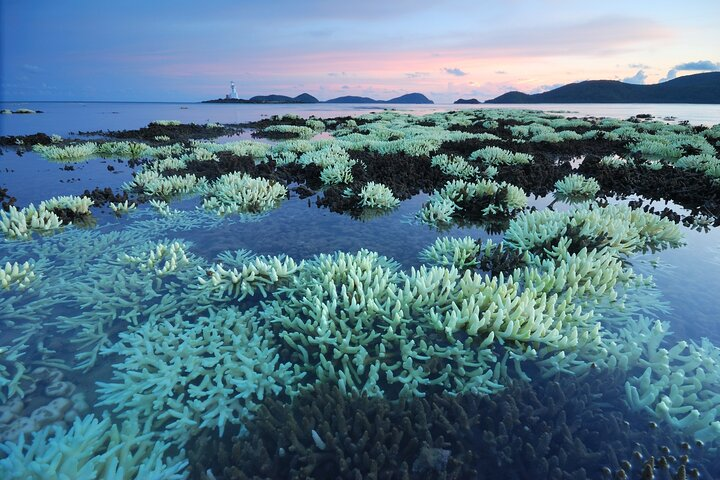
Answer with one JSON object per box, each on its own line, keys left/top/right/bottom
{"left": 0, "top": 205, "right": 64, "bottom": 240}
{"left": 0, "top": 413, "right": 188, "bottom": 479}
{"left": 417, "top": 179, "right": 527, "bottom": 227}
{"left": 109, "top": 200, "right": 137, "bottom": 216}
{"left": 505, "top": 203, "right": 683, "bottom": 258}
{"left": 469, "top": 146, "right": 533, "bottom": 166}
{"left": 419, "top": 236, "right": 480, "bottom": 270}
{"left": 39, "top": 195, "right": 93, "bottom": 216}
{"left": 197, "top": 255, "right": 301, "bottom": 301}
{"left": 125, "top": 170, "right": 205, "bottom": 198}
{"left": 119, "top": 240, "right": 192, "bottom": 277}
{"left": 150, "top": 119, "right": 181, "bottom": 126}
{"left": 599, "top": 154, "right": 634, "bottom": 168}
{"left": 319, "top": 160, "right": 356, "bottom": 185}
{"left": 97, "top": 307, "right": 299, "bottom": 444}
{"left": 624, "top": 320, "right": 720, "bottom": 444}
{"left": 357, "top": 181, "right": 400, "bottom": 209}
{"left": 96, "top": 141, "right": 151, "bottom": 159}
{"left": 33, "top": 142, "right": 98, "bottom": 162}
{"left": 0, "top": 261, "right": 36, "bottom": 290}
{"left": 430, "top": 153, "right": 478, "bottom": 179}
{"left": 554, "top": 174, "right": 601, "bottom": 203}
{"left": 261, "top": 249, "right": 502, "bottom": 399}
{"left": 675, "top": 153, "right": 720, "bottom": 184}
{"left": 201, "top": 172, "right": 287, "bottom": 215}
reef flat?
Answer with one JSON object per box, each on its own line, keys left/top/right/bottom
{"left": 1, "top": 109, "right": 720, "bottom": 478}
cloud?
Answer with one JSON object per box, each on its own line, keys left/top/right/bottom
{"left": 660, "top": 59, "right": 720, "bottom": 82}
{"left": 622, "top": 70, "right": 647, "bottom": 84}
{"left": 444, "top": 67, "right": 467, "bottom": 76}
{"left": 628, "top": 63, "right": 650, "bottom": 69}
{"left": 405, "top": 72, "right": 429, "bottom": 78}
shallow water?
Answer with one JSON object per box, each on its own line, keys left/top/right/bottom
{"left": 1, "top": 105, "right": 719, "bottom": 478}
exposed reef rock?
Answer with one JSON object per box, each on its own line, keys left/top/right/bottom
{"left": 76, "top": 121, "right": 238, "bottom": 143}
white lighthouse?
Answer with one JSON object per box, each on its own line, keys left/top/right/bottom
{"left": 226, "top": 81, "right": 239, "bottom": 100}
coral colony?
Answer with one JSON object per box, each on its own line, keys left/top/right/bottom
{"left": 1, "top": 108, "right": 720, "bottom": 479}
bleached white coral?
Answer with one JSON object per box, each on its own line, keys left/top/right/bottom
{"left": 505, "top": 204, "right": 683, "bottom": 257}
{"left": 0, "top": 261, "right": 36, "bottom": 290}
{"left": 0, "top": 413, "right": 188, "bottom": 479}
{"left": 119, "top": 240, "right": 192, "bottom": 277}
{"left": 430, "top": 154, "right": 478, "bottom": 179}
{"left": 358, "top": 182, "right": 400, "bottom": 209}
{"left": 33, "top": 142, "right": 98, "bottom": 162}
{"left": 469, "top": 146, "right": 533, "bottom": 165}
{"left": 0, "top": 205, "right": 64, "bottom": 240}
{"left": 109, "top": 200, "right": 137, "bottom": 216}
{"left": 554, "top": 174, "right": 600, "bottom": 203}
{"left": 261, "top": 125, "right": 315, "bottom": 139}
{"left": 419, "top": 236, "right": 480, "bottom": 269}
{"left": 202, "top": 172, "right": 287, "bottom": 215}
{"left": 198, "top": 255, "right": 301, "bottom": 301}
{"left": 624, "top": 321, "right": 720, "bottom": 444}
{"left": 39, "top": 195, "right": 93, "bottom": 215}
{"left": 97, "top": 307, "right": 298, "bottom": 443}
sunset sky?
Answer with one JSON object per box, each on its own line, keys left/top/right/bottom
{"left": 2, "top": 0, "right": 719, "bottom": 103}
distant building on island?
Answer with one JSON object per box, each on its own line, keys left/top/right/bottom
{"left": 225, "top": 81, "right": 239, "bottom": 100}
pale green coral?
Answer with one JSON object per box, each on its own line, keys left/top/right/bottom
{"left": 358, "top": 182, "right": 400, "bottom": 209}
{"left": 419, "top": 236, "right": 480, "bottom": 269}
{"left": 0, "top": 413, "right": 187, "bottom": 479}
{"left": 198, "top": 255, "right": 301, "bottom": 301}
{"left": 505, "top": 204, "right": 683, "bottom": 257}
{"left": 97, "top": 307, "right": 299, "bottom": 443}
{"left": 624, "top": 321, "right": 720, "bottom": 444}
{"left": 469, "top": 146, "right": 533, "bottom": 165}
{"left": 554, "top": 174, "right": 600, "bottom": 203}
{"left": 430, "top": 154, "right": 478, "bottom": 179}
{"left": 33, "top": 142, "right": 98, "bottom": 162}
{"left": 201, "top": 173, "right": 287, "bottom": 215}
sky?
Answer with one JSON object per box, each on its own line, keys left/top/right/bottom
{"left": 2, "top": 0, "right": 719, "bottom": 103}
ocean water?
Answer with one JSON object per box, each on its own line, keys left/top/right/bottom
{"left": 1, "top": 103, "right": 719, "bottom": 478}
{"left": 2, "top": 101, "right": 720, "bottom": 137}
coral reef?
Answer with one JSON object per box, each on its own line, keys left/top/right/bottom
{"left": 554, "top": 174, "right": 601, "bottom": 203}
{"left": 0, "top": 261, "right": 36, "bottom": 290}
{"left": 202, "top": 173, "right": 287, "bottom": 215}
{"left": 357, "top": 181, "right": 400, "bottom": 210}
{"left": 97, "top": 307, "right": 299, "bottom": 443}
{"left": 0, "top": 413, "right": 188, "bottom": 479}
{"left": 187, "top": 383, "right": 481, "bottom": 480}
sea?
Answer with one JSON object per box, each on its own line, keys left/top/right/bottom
{"left": 1, "top": 101, "right": 719, "bottom": 478}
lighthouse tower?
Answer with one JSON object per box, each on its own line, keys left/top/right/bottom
{"left": 227, "top": 81, "right": 239, "bottom": 100}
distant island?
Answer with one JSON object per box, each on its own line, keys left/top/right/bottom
{"left": 485, "top": 72, "right": 720, "bottom": 104}
{"left": 453, "top": 98, "right": 480, "bottom": 104}
{"left": 203, "top": 91, "right": 433, "bottom": 104}
{"left": 325, "top": 93, "right": 433, "bottom": 104}
{"left": 203, "top": 93, "right": 319, "bottom": 104}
